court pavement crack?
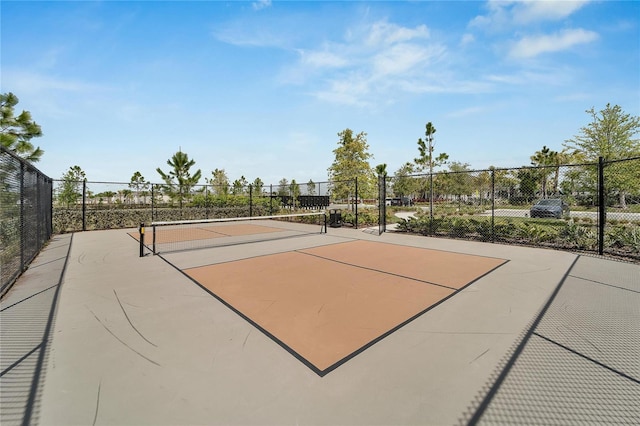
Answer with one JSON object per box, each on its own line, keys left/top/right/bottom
{"left": 242, "top": 329, "right": 252, "bottom": 350}
{"left": 113, "top": 289, "right": 157, "bottom": 347}
{"left": 88, "top": 307, "right": 160, "bottom": 367}
{"left": 92, "top": 379, "right": 102, "bottom": 426}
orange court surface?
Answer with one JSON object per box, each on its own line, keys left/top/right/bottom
{"left": 178, "top": 239, "right": 507, "bottom": 375}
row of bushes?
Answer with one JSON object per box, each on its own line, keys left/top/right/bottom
{"left": 53, "top": 206, "right": 281, "bottom": 233}
{"left": 396, "top": 215, "right": 639, "bottom": 261}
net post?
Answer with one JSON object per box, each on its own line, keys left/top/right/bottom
{"left": 139, "top": 223, "right": 145, "bottom": 257}
{"left": 323, "top": 212, "right": 327, "bottom": 233}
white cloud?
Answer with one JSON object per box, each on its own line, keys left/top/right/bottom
{"left": 511, "top": 0, "right": 590, "bottom": 24}
{"left": 471, "top": 0, "right": 592, "bottom": 29}
{"left": 365, "top": 21, "right": 430, "bottom": 47}
{"left": 252, "top": 0, "right": 272, "bottom": 11}
{"left": 3, "top": 69, "right": 101, "bottom": 94}
{"left": 485, "top": 68, "right": 573, "bottom": 86}
{"left": 283, "top": 20, "right": 460, "bottom": 106}
{"left": 313, "top": 76, "right": 372, "bottom": 107}
{"left": 299, "top": 49, "right": 349, "bottom": 69}
{"left": 509, "top": 28, "right": 599, "bottom": 58}
{"left": 372, "top": 43, "right": 435, "bottom": 76}
{"left": 460, "top": 33, "right": 475, "bottom": 46}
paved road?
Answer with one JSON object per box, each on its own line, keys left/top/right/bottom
{"left": 394, "top": 208, "right": 640, "bottom": 221}
{"left": 483, "top": 209, "right": 640, "bottom": 221}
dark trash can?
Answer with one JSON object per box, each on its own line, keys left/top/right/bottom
{"left": 329, "top": 209, "right": 342, "bottom": 228}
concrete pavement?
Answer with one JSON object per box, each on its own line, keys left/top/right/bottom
{"left": 1, "top": 227, "right": 638, "bottom": 425}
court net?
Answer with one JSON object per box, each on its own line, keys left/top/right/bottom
{"left": 139, "top": 212, "right": 327, "bottom": 255}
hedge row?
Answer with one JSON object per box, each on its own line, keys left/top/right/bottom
{"left": 396, "top": 215, "right": 640, "bottom": 261}
{"left": 53, "top": 206, "right": 277, "bottom": 233}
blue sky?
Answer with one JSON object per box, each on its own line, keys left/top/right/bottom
{"left": 2, "top": 0, "right": 639, "bottom": 185}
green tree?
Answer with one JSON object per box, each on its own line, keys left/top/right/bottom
{"left": 493, "top": 168, "right": 519, "bottom": 201}
{"left": 441, "top": 162, "right": 472, "bottom": 208}
{"left": 0, "top": 92, "right": 44, "bottom": 162}
{"left": 327, "top": 128, "right": 375, "bottom": 202}
{"left": 414, "top": 122, "right": 448, "bottom": 217}
{"left": 414, "top": 122, "right": 448, "bottom": 173}
{"left": 306, "top": 179, "right": 317, "bottom": 196}
{"left": 474, "top": 170, "right": 491, "bottom": 206}
{"left": 564, "top": 103, "right": 640, "bottom": 161}
{"left": 156, "top": 150, "right": 202, "bottom": 208}
{"left": 129, "top": 171, "right": 149, "bottom": 204}
{"left": 207, "top": 168, "right": 230, "bottom": 195}
{"left": 375, "top": 163, "right": 387, "bottom": 177}
{"left": 277, "top": 178, "right": 289, "bottom": 196}
{"left": 530, "top": 146, "right": 558, "bottom": 198}
{"left": 58, "top": 166, "right": 86, "bottom": 207}
{"left": 95, "top": 191, "right": 116, "bottom": 206}
{"left": 251, "top": 177, "right": 264, "bottom": 197}
{"left": 564, "top": 104, "right": 640, "bottom": 207}
{"left": 231, "top": 176, "right": 248, "bottom": 195}
{"left": 517, "top": 168, "right": 539, "bottom": 203}
{"left": 118, "top": 189, "right": 133, "bottom": 204}
{"left": 392, "top": 162, "right": 419, "bottom": 199}
{"left": 290, "top": 179, "right": 301, "bottom": 207}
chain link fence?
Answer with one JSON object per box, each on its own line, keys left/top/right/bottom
{"left": 382, "top": 157, "right": 640, "bottom": 262}
{"left": 1, "top": 146, "right": 53, "bottom": 296}
{"left": 52, "top": 178, "right": 359, "bottom": 232}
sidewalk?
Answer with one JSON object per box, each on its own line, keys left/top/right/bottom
{"left": 0, "top": 234, "right": 72, "bottom": 426}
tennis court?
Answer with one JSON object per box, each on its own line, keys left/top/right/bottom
{"left": 6, "top": 216, "right": 636, "bottom": 425}
{"left": 133, "top": 215, "right": 508, "bottom": 375}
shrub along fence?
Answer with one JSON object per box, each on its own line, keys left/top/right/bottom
{"left": 381, "top": 157, "right": 640, "bottom": 262}
{"left": 0, "top": 146, "right": 53, "bottom": 296}
{"left": 52, "top": 179, "right": 359, "bottom": 233}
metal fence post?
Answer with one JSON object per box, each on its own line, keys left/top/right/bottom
{"left": 36, "top": 172, "right": 41, "bottom": 245}
{"left": 378, "top": 174, "right": 387, "bottom": 235}
{"left": 355, "top": 177, "right": 358, "bottom": 229}
{"left": 598, "top": 157, "right": 605, "bottom": 255}
{"left": 429, "top": 173, "right": 434, "bottom": 235}
{"left": 82, "top": 179, "right": 87, "bottom": 231}
{"left": 249, "top": 184, "right": 253, "bottom": 217}
{"left": 151, "top": 184, "right": 155, "bottom": 221}
{"left": 491, "top": 169, "right": 495, "bottom": 242}
{"left": 20, "top": 161, "right": 25, "bottom": 273}
{"left": 205, "top": 185, "right": 209, "bottom": 219}
{"left": 49, "top": 178, "right": 54, "bottom": 237}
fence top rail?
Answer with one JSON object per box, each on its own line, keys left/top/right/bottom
{"left": 603, "top": 155, "right": 640, "bottom": 165}
{"left": 52, "top": 178, "right": 356, "bottom": 187}
{"left": 0, "top": 145, "right": 52, "bottom": 180}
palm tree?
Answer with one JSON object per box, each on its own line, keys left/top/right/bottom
{"left": 530, "top": 146, "right": 558, "bottom": 198}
